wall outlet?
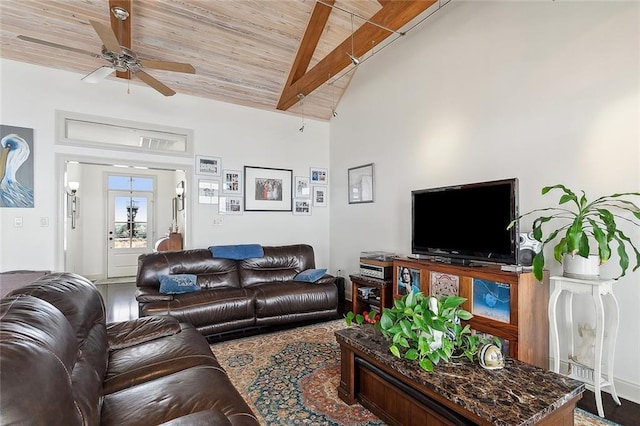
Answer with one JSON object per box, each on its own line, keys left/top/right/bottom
{"left": 213, "top": 218, "right": 224, "bottom": 226}
{"left": 14, "top": 217, "right": 23, "bottom": 228}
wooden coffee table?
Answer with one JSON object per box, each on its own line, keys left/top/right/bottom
{"left": 335, "top": 326, "right": 584, "bottom": 426}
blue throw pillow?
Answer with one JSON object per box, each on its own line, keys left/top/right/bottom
{"left": 294, "top": 268, "right": 327, "bottom": 283}
{"left": 158, "top": 274, "right": 200, "bottom": 294}
{"left": 209, "top": 244, "right": 264, "bottom": 260}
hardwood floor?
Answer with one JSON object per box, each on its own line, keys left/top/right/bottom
{"left": 95, "top": 279, "right": 138, "bottom": 323}
{"left": 577, "top": 389, "right": 640, "bottom": 425}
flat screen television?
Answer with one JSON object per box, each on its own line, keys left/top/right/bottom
{"left": 411, "top": 178, "right": 519, "bottom": 265}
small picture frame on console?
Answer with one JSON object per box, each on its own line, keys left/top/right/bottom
{"left": 396, "top": 266, "right": 420, "bottom": 297}
{"left": 429, "top": 271, "right": 460, "bottom": 298}
{"left": 472, "top": 279, "right": 511, "bottom": 323}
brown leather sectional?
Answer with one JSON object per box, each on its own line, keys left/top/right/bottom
{"left": 136, "top": 244, "right": 339, "bottom": 336}
{"left": 0, "top": 273, "right": 260, "bottom": 425}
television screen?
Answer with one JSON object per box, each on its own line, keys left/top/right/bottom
{"left": 411, "top": 178, "right": 518, "bottom": 265}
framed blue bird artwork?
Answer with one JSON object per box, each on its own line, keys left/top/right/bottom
{"left": 0, "top": 125, "right": 34, "bottom": 208}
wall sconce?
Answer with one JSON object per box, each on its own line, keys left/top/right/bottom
{"left": 66, "top": 181, "right": 79, "bottom": 229}
{"left": 176, "top": 181, "right": 185, "bottom": 211}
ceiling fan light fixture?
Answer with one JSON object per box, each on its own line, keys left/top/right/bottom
{"left": 111, "top": 6, "right": 129, "bottom": 21}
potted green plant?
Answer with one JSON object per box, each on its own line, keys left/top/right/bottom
{"left": 508, "top": 184, "right": 640, "bottom": 281}
{"left": 346, "top": 292, "right": 499, "bottom": 372}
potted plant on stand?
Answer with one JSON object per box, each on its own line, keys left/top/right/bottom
{"left": 508, "top": 184, "right": 640, "bottom": 281}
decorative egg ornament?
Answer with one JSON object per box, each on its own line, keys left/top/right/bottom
{"left": 479, "top": 344, "right": 504, "bottom": 370}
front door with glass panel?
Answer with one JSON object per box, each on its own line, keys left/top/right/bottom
{"left": 107, "top": 176, "right": 154, "bottom": 278}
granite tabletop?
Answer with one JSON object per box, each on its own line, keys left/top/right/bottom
{"left": 335, "top": 326, "right": 585, "bottom": 426}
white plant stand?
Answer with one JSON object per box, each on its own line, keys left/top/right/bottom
{"left": 548, "top": 276, "right": 621, "bottom": 417}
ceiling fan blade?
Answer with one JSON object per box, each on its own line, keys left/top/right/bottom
{"left": 140, "top": 59, "right": 196, "bottom": 74}
{"left": 82, "top": 66, "right": 116, "bottom": 83}
{"left": 17, "top": 35, "right": 100, "bottom": 58}
{"left": 90, "top": 20, "right": 122, "bottom": 54}
{"left": 135, "top": 71, "right": 176, "bottom": 96}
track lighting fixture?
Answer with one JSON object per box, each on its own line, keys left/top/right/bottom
{"left": 348, "top": 13, "right": 359, "bottom": 67}
{"left": 297, "top": 93, "right": 305, "bottom": 132}
{"left": 346, "top": 53, "right": 360, "bottom": 66}
{"left": 328, "top": 76, "right": 338, "bottom": 118}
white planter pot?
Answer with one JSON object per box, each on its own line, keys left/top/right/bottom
{"left": 562, "top": 254, "right": 600, "bottom": 279}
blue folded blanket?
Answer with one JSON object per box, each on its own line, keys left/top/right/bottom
{"left": 209, "top": 244, "right": 264, "bottom": 260}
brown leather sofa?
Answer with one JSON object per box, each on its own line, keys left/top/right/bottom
{"left": 136, "top": 244, "right": 339, "bottom": 337}
{"left": 0, "top": 272, "right": 259, "bottom": 426}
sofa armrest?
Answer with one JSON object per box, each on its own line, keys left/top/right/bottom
{"left": 315, "top": 274, "right": 336, "bottom": 285}
{"left": 158, "top": 409, "right": 233, "bottom": 426}
{"left": 107, "top": 315, "right": 182, "bottom": 350}
{"left": 136, "top": 287, "right": 174, "bottom": 303}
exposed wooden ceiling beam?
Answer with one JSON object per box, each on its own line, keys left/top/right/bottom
{"left": 277, "top": 0, "right": 436, "bottom": 112}
{"left": 282, "top": 0, "right": 335, "bottom": 92}
{"left": 109, "top": 0, "right": 132, "bottom": 79}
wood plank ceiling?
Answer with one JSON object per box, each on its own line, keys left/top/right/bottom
{"left": 0, "top": 0, "right": 438, "bottom": 121}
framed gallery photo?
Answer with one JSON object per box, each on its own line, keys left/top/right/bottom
{"left": 198, "top": 180, "right": 220, "bottom": 204}
{"left": 348, "top": 163, "right": 374, "bottom": 204}
{"left": 219, "top": 196, "right": 242, "bottom": 215}
{"left": 312, "top": 186, "right": 327, "bottom": 207}
{"left": 195, "top": 155, "right": 221, "bottom": 177}
{"left": 222, "top": 169, "right": 242, "bottom": 195}
{"left": 293, "top": 198, "right": 311, "bottom": 215}
{"left": 294, "top": 176, "right": 311, "bottom": 198}
{"left": 310, "top": 167, "right": 328, "bottom": 185}
{"left": 244, "top": 165, "right": 293, "bottom": 212}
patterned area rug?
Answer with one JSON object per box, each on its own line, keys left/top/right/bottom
{"left": 210, "top": 319, "right": 616, "bottom": 426}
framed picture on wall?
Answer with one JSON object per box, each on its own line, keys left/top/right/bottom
{"left": 195, "top": 155, "right": 221, "bottom": 177}
{"left": 310, "top": 167, "right": 328, "bottom": 185}
{"left": 293, "top": 198, "right": 311, "bottom": 215}
{"left": 222, "top": 169, "right": 242, "bottom": 195}
{"left": 244, "top": 165, "right": 292, "bottom": 212}
{"left": 219, "top": 196, "right": 242, "bottom": 215}
{"left": 348, "top": 163, "right": 374, "bottom": 204}
{"left": 0, "top": 125, "right": 34, "bottom": 208}
{"left": 312, "top": 186, "right": 327, "bottom": 207}
{"left": 294, "top": 176, "right": 311, "bottom": 198}
{"left": 198, "top": 180, "right": 220, "bottom": 204}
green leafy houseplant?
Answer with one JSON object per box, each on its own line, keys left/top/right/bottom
{"left": 508, "top": 185, "right": 640, "bottom": 281}
{"left": 347, "top": 293, "right": 498, "bottom": 372}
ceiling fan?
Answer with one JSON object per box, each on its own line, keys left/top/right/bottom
{"left": 17, "top": 1, "right": 195, "bottom": 96}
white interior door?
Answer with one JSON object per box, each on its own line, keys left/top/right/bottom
{"left": 107, "top": 190, "right": 153, "bottom": 278}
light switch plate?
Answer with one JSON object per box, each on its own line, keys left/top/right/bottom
{"left": 40, "top": 217, "right": 49, "bottom": 227}
{"left": 14, "top": 217, "right": 23, "bottom": 227}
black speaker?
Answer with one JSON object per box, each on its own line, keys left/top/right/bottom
{"left": 518, "top": 232, "right": 541, "bottom": 267}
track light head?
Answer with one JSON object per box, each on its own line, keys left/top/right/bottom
{"left": 346, "top": 52, "right": 359, "bottom": 66}
{"left": 332, "top": 109, "right": 338, "bottom": 118}
{"left": 299, "top": 125, "right": 305, "bottom": 132}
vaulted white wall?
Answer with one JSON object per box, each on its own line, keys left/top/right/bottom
{"left": 0, "top": 59, "right": 331, "bottom": 273}
{"left": 329, "top": 1, "right": 639, "bottom": 402}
